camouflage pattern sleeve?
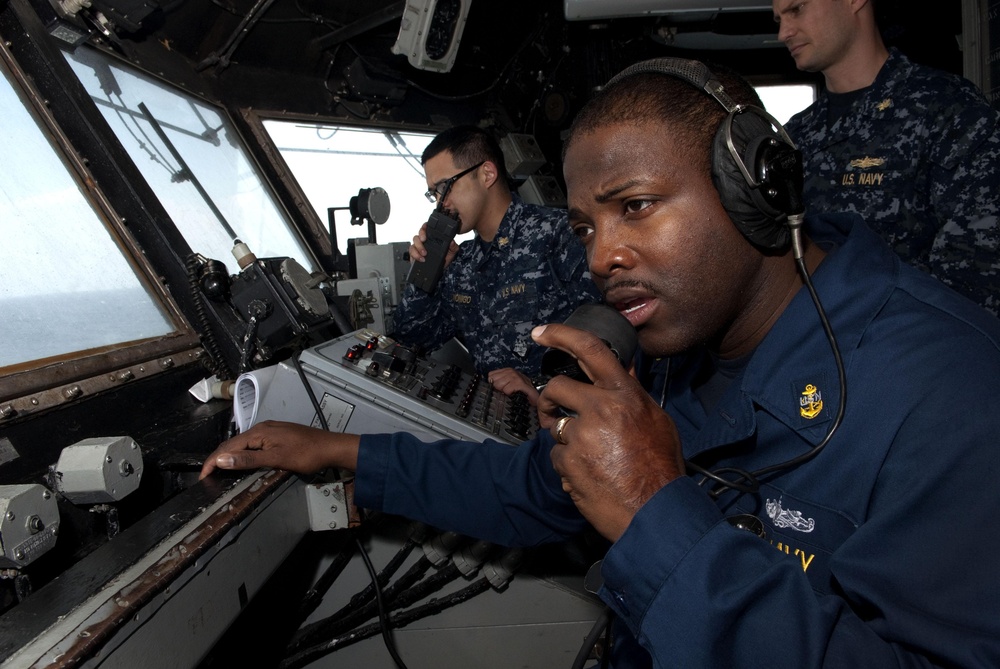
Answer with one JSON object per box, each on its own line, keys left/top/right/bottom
{"left": 925, "top": 103, "right": 1000, "bottom": 315}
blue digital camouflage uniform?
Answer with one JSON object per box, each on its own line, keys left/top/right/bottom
{"left": 391, "top": 195, "right": 601, "bottom": 375}
{"left": 784, "top": 48, "right": 1000, "bottom": 315}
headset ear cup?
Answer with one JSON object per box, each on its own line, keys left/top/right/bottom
{"left": 711, "top": 111, "right": 792, "bottom": 251}
{"left": 752, "top": 135, "right": 805, "bottom": 221}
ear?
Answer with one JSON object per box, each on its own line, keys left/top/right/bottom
{"left": 480, "top": 160, "right": 500, "bottom": 189}
{"left": 849, "top": 0, "right": 871, "bottom": 16}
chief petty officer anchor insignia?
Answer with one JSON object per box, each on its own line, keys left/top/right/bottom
{"left": 800, "top": 383, "right": 823, "bottom": 420}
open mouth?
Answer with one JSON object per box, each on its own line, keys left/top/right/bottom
{"left": 612, "top": 296, "right": 655, "bottom": 327}
{"left": 618, "top": 298, "right": 648, "bottom": 315}
{"left": 606, "top": 281, "right": 658, "bottom": 327}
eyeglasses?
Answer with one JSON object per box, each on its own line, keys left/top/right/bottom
{"left": 424, "top": 161, "right": 485, "bottom": 203}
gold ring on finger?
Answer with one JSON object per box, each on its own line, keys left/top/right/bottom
{"left": 554, "top": 415, "right": 574, "bottom": 445}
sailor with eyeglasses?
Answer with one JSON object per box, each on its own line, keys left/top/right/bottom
{"left": 392, "top": 125, "right": 600, "bottom": 403}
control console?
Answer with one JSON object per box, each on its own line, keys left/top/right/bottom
{"left": 238, "top": 330, "right": 538, "bottom": 445}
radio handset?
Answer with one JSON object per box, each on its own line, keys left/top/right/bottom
{"left": 405, "top": 205, "right": 461, "bottom": 294}
{"left": 537, "top": 303, "right": 638, "bottom": 387}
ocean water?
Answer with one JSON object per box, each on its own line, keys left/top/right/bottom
{"left": 0, "top": 288, "right": 175, "bottom": 368}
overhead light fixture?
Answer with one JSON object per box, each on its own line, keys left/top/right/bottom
{"left": 391, "top": 0, "right": 472, "bottom": 73}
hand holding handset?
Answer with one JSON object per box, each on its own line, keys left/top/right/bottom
{"left": 406, "top": 209, "right": 461, "bottom": 293}
{"left": 537, "top": 303, "right": 638, "bottom": 388}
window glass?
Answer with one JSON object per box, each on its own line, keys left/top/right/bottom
{"left": 261, "top": 122, "right": 445, "bottom": 248}
{"left": 0, "top": 61, "right": 174, "bottom": 369}
{"left": 755, "top": 83, "right": 816, "bottom": 125}
{"left": 64, "top": 48, "right": 314, "bottom": 275}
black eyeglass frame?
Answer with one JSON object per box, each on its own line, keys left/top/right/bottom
{"left": 424, "top": 161, "right": 486, "bottom": 203}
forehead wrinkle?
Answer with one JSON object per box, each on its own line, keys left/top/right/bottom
{"left": 772, "top": 0, "right": 794, "bottom": 20}
{"left": 567, "top": 177, "right": 643, "bottom": 219}
{"left": 566, "top": 120, "right": 684, "bottom": 210}
{"left": 594, "top": 178, "right": 645, "bottom": 204}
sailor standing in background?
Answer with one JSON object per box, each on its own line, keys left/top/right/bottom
{"left": 775, "top": 0, "right": 1000, "bottom": 315}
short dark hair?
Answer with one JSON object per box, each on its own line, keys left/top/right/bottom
{"left": 422, "top": 125, "right": 512, "bottom": 190}
{"left": 564, "top": 63, "right": 764, "bottom": 179}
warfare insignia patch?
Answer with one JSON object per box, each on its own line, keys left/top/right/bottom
{"left": 766, "top": 498, "right": 816, "bottom": 533}
{"left": 848, "top": 156, "right": 885, "bottom": 169}
{"left": 876, "top": 98, "right": 892, "bottom": 112}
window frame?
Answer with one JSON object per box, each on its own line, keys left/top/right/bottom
{"left": 0, "top": 38, "right": 201, "bottom": 415}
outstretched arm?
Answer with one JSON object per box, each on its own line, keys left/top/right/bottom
{"left": 199, "top": 421, "right": 360, "bottom": 479}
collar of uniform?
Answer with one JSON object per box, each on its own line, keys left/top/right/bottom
{"left": 678, "top": 214, "right": 896, "bottom": 458}
{"left": 871, "top": 47, "right": 909, "bottom": 90}
{"left": 801, "top": 47, "right": 907, "bottom": 136}
{"left": 742, "top": 213, "right": 894, "bottom": 439}
{"left": 829, "top": 48, "right": 908, "bottom": 121}
{"left": 856, "top": 47, "right": 910, "bottom": 112}
{"left": 472, "top": 195, "right": 527, "bottom": 267}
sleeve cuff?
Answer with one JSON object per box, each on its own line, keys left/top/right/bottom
{"left": 353, "top": 433, "right": 393, "bottom": 511}
{"left": 599, "top": 476, "right": 725, "bottom": 629}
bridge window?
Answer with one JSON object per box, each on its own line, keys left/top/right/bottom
{"left": 260, "top": 121, "right": 437, "bottom": 249}
{"left": 63, "top": 48, "right": 315, "bottom": 277}
{"left": 755, "top": 83, "right": 816, "bottom": 125}
{"left": 0, "top": 59, "right": 175, "bottom": 371}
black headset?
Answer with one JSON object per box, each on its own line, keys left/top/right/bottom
{"left": 606, "top": 58, "right": 805, "bottom": 253}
